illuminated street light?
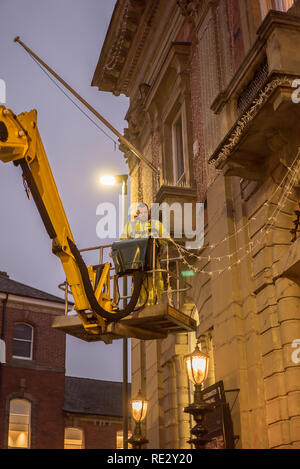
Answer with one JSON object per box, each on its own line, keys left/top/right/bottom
{"left": 100, "top": 172, "right": 129, "bottom": 448}
{"left": 184, "top": 341, "right": 213, "bottom": 449}
{"left": 128, "top": 390, "right": 149, "bottom": 449}
{"left": 100, "top": 173, "right": 128, "bottom": 187}
{"left": 185, "top": 342, "right": 209, "bottom": 386}
{"left": 131, "top": 390, "right": 148, "bottom": 423}
{"left": 100, "top": 174, "right": 128, "bottom": 231}
{"left": 100, "top": 175, "right": 117, "bottom": 186}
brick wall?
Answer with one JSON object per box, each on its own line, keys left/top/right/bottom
{"left": 226, "top": 0, "right": 245, "bottom": 71}
{"left": 189, "top": 40, "right": 206, "bottom": 201}
{"left": 0, "top": 366, "right": 65, "bottom": 448}
{"left": 0, "top": 300, "right": 66, "bottom": 449}
{"left": 64, "top": 414, "right": 122, "bottom": 449}
{"left": 2, "top": 303, "right": 65, "bottom": 370}
{"left": 0, "top": 298, "right": 125, "bottom": 449}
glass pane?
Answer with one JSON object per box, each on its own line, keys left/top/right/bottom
{"left": 116, "top": 431, "right": 123, "bottom": 449}
{"left": 64, "top": 428, "right": 83, "bottom": 449}
{"left": 261, "top": 0, "right": 295, "bottom": 17}
{"left": 275, "top": 0, "right": 295, "bottom": 11}
{"left": 13, "top": 339, "right": 31, "bottom": 358}
{"left": 10, "top": 414, "right": 29, "bottom": 426}
{"left": 13, "top": 324, "right": 32, "bottom": 341}
{"left": 9, "top": 423, "right": 28, "bottom": 432}
{"left": 8, "top": 430, "right": 29, "bottom": 448}
{"left": 175, "top": 117, "right": 184, "bottom": 181}
{"left": 64, "top": 443, "right": 82, "bottom": 449}
{"left": 8, "top": 399, "right": 30, "bottom": 449}
{"left": 10, "top": 399, "right": 30, "bottom": 416}
{"left": 116, "top": 430, "right": 132, "bottom": 449}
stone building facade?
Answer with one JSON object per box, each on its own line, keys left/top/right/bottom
{"left": 93, "top": 0, "right": 300, "bottom": 448}
{"left": 0, "top": 271, "right": 123, "bottom": 449}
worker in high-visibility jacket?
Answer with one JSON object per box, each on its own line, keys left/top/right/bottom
{"left": 121, "top": 203, "right": 169, "bottom": 306}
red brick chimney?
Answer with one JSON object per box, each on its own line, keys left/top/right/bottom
{"left": 0, "top": 272, "right": 9, "bottom": 278}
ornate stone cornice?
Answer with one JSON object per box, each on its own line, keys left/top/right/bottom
{"left": 119, "top": 128, "right": 139, "bottom": 173}
{"left": 92, "top": 0, "right": 160, "bottom": 96}
{"left": 176, "top": 0, "right": 220, "bottom": 29}
{"left": 92, "top": 0, "right": 147, "bottom": 94}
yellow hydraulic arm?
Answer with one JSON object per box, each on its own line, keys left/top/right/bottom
{"left": 0, "top": 106, "right": 144, "bottom": 333}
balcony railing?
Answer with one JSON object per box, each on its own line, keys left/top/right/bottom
{"left": 237, "top": 57, "right": 269, "bottom": 115}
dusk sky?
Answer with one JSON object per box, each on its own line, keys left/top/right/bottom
{"left": 0, "top": 0, "right": 132, "bottom": 381}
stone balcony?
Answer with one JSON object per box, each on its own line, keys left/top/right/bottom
{"left": 209, "top": 10, "right": 300, "bottom": 180}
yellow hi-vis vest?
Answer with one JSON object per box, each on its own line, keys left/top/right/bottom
{"left": 121, "top": 219, "right": 169, "bottom": 240}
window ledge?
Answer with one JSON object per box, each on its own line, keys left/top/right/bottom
{"left": 155, "top": 184, "right": 197, "bottom": 204}
{"left": 8, "top": 358, "right": 36, "bottom": 368}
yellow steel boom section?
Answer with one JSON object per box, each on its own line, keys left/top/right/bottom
{"left": 0, "top": 106, "right": 143, "bottom": 332}
{"left": 0, "top": 106, "right": 100, "bottom": 312}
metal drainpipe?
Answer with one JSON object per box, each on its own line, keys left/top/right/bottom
{"left": 0, "top": 293, "right": 9, "bottom": 403}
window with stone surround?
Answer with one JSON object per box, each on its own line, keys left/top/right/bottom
{"left": 260, "top": 0, "right": 295, "bottom": 18}
{"left": 145, "top": 43, "right": 193, "bottom": 189}
{"left": 12, "top": 323, "right": 33, "bottom": 360}
{"left": 64, "top": 427, "right": 84, "bottom": 449}
{"left": 8, "top": 399, "right": 31, "bottom": 449}
{"left": 163, "top": 97, "right": 192, "bottom": 187}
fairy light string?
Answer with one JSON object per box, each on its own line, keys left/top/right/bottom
{"left": 182, "top": 160, "right": 299, "bottom": 274}
{"left": 168, "top": 151, "right": 300, "bottom": 276}
{"left": 169, "top": 149, "right": 300, "bottom": 263}
{"left": 192, "top": 149, "right": 299, "bottom": 258}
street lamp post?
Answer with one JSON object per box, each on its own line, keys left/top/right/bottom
{"left": 100, "top": 173, "right": 129, "bottom": 449}
{"left": 184, "top": 341, "right": 213, "bottom": 449}
{"left": 128, "top": 390, "right": 149, "bottom": 449}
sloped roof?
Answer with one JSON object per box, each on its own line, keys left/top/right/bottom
{"left": 0, "top": 272, "right": 65, "bottom": 304}
{"left": 64, "top": 376, "right": 131, "bottom": 417}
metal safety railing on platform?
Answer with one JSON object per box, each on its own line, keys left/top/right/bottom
{"left": 58, "top": 238, "right": 193, "bottom": 316}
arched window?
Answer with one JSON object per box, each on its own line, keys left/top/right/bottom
{"left": 12, "top": 323, "right": 33, "bottom": 360}
{"left": 64, "top": 427, "right": 84, "bottom": 449}
{"left": 8, "top": 399, "right": 31, "bottom": 448}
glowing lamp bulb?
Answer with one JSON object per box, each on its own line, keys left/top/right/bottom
{"left": 100, "top": 175, "right": 116, "bottom": 186}
{"left": 185, "top": 344, "right": 209, "bottom": 386}
{"left": 131, "top": 391, "right": 148, "bottom": 423}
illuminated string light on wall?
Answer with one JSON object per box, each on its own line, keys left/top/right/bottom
{"left": 170, "top": 149, "right": 300, "bottom": 263}
{"left": 169, "top": 152, "right": 300, "bottom": 277}
{"left": 184, "top": 148, "right": 300, "bottom": 257}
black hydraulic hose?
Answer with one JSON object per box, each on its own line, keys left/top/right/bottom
{"left": 67, "top": 237, "right": 144, "bottom": 321}
{"left": 132, "top": 274, "right": 149, "bottom": 312}
{"left": 17, "top": 160, "right": 144, "bottom": 321}
{"left": 19, "top": 159, "right": 57, "bottom": 240}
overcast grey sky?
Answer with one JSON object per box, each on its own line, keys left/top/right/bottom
{"left": 0, "top": 0, "right": 131, "bottom": 381}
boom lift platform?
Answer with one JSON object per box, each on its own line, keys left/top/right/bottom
{"left": 52, "top": 239, "right": 196, "bottom": 343}
{"left": 0, "top": 106, "right": 196, "bottom": 342}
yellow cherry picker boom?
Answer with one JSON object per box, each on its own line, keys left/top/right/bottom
{"left": 0, "top": 39, "right": 196, "bottom": 343}
{"left": 0, "top": 105, "right": 196, "bottom": 342}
